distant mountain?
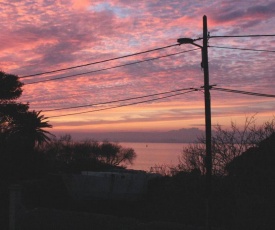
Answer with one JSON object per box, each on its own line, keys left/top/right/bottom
{"left": 53, "top": 128, "right": 204, "bottom": 143}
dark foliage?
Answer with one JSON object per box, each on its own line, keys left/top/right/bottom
{"left": 179, "top": 116, "right": 275, "bottom": 176}
{"left": 0, "top": 71, "right": 53, "bottom": 181}
{"left": 8, "top": 110, "right": 53, "bottom": 149}
{"left": 0, "top": 71, "right": 23, "bottom": 100}
{"left": 37, "top": 135, "right": 136, "bottom": 173}
{"left": 2, "top": 133, "right": 274, "bottom": 229}
{"left": 225, "top": 133, "right": 275, "bottom": 230}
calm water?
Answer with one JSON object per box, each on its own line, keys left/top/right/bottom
{"left": 120, "top": 142, "right": 189, "bottom": 171}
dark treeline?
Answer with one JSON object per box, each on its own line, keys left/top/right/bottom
{"left": 146, "top": 119, "right": 275, "bottom": 229}
{"left": 37, "top": 134, "right": 137, "bottom": 174}
{"left": 1, "top": 71, "right": 275, "bottom": 229}
{"left": 15, "top": 132, "right": 274, "bottom": 230}
{"left": 0, "top": 134, "right": 137, "bottom": 229}
{"left": 1, "top": 71, "right": 137, "bottom": 229}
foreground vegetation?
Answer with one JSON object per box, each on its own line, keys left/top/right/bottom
{"left": 1, "top": 127, "right": 274, "bottom": 229}
{"left": 9, "top": 131, "right": 274, "bottom": 230}
{"left": 1, "top": 71, "right": 275, "bottom": 229}
{"left": 148, "top": 117, "right": 275, "bottom": 229}
{"left": 0, "top": 71, "right": 137, "bottom": 229}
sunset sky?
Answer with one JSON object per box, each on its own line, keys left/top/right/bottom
{"left": 1, "top": 0, "right": 275, "bottom": 135}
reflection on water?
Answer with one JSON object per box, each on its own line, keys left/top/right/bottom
{"left": 120, "top": 142, "right": 189, "bottom": 171}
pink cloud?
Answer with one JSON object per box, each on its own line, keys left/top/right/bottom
{"left": 1, "top": 0, "right": 274, "bottom": 133}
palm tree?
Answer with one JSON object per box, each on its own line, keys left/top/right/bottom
{"left": 10, "top": 110, "right": 54, "bottom": 150}
{"left": 0, "top": 72, "right": 53, "bottom": 178}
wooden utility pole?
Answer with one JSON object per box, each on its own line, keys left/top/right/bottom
{"left": 177, "top": 15, "right": 212, "bottom": 230}
{"left": 202, "top": 15, "right": 212, "bottom": 230}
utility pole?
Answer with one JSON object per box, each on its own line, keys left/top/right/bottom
{"left": 177, "top": 15, "right": 212, "bottom": 230}
{"left": 202, "top": 15, "right": 212, "bottom": 230}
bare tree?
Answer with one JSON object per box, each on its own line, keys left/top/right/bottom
{"left": 179, "top": 116, "right": 275, "bottom": 176}
{"left": 149, "top": 164, "right": 175, "bottom": 176}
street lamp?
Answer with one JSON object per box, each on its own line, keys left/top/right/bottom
{"left": 177, "top": 38, "right": 202, "bottom": 48}
{"left": 177, "top": 38, "right": 203, "bottom": 68}
{"left": 178, "top": 15, "right": 212, "bottom": 230}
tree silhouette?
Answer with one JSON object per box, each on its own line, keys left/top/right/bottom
{"left": 0, "top": 71, "right": 53, "bottom": 150}
{"left": 179, "top": 116, "right": 275, "bottom": 175}
{"left": 0, "top": 71, "right": 28, "bottom": 133}
{"left": 39, "top": 136, "right": 137, "bottom": 173}
{"left": 225, "top": 132, "right": 275, "bottom": 229}
{"left": 10, "top": 110, "right": 53, "bottom": 149}
{"left": 98, "top": 141, "right": 137, "bottom": 166}
{"left": 0, "top": 71, "right": 23, "bottom": 100}
{"left": 0, "top": 71, "right": 53, "bottom": 179}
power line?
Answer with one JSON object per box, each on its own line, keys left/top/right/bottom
{"left": 212, "top": 87, "right": 275, "bottom": 98}
{"left": 16, "top": 34, "right": 275, "bottom": 79}
{"left": 24, "top": 48, "right": 200, "bottom": 85}
{"left": 20, "top": 44, "right": 180, "bottom": 78}
{"left": 209, "top": 45, "right": 275, "bottom": 53}
{"left": 21, "top": 65, "right": 181, "bottom": 103}
{"left": 209, "top": 34, "right": 275, "bottom": 39}
{"left": 41, "top": 87, "right": 198, "bottom": 112}
{"left": 48, "top": 89, "right": 197, "bottom": 118}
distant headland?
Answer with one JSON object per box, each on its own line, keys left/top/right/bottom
{"left": 53, "top": 128, "right": 204, "bottom": 143}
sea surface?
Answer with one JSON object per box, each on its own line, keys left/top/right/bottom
{"left": 120, "top": 142, "right": 190, "bottom": 171}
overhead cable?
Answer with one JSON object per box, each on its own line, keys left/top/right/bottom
{"left": 209, "top": 45, "right": 275, "bottom": 53}
{"left": 212, "top": 87, "right": 275, "bottom": 98}
{"left": 43, "top": 87, "right": 198, "bottom": 112}
{"left": 24, "top": 48, "right": 200, "bottom": 85}
{"left": 22, "top": 65, "right": 182, "bottom": 102}
{"left": 20, "top": 43, "right": 180, "bottom": 78}
{"left": 209, "top": 34, "right": 275, "bottom": 39}
{"left": 48, "top": 89, "right": 197, "bottom": 118}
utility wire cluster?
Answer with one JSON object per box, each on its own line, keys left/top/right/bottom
{"left": 20, "top": 34, "right": 275, "bottom": 85}
{"left": 16, "top": 34, "right": 275, "bottom": 119}
{"left": 209, "top": 46, "right": 275, "bottom": 53}
{"left": 25, "top": 48, "right": 199, "bottom": 85}
{"left": 49, "top": 88, "right": 198, "bottom": 118}
{"left": 44, "top": 86, "right": 275, "bottom": 118}
{"left": 20, "top": 44, "right": 180, "bottom": 78}
{"left": 44, "top": 87, "right": 199, "bottom": 112}
{"left": 212, "top": 87, "right": 275, "bottom": 98}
